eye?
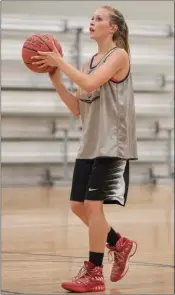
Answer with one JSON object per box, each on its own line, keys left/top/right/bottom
{"left": 96, "top": 16, "right": 102, "bottom": 21}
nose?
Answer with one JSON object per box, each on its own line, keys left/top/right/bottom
{"left": 90, "top": 20, "right": 95, "bottom": 26}
{"left": 90, "top": 23, "right": 95, "bottom": 30}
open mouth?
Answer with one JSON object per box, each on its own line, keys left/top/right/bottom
{"left": 89, "top": 27, "right": 95, "bottom": 32}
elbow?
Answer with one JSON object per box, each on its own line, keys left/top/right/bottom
{"left": 82, "top": 77, "right": 96, "bottom": 92}
{"left": 70, "top": 109, "right": 80, "bottom": 117}
{"left": 74, "top": 111, "right": 80, "bottom": 117}
{"left": 72, "top": 105, "right": 80, "bottom": 117}
{"left": 67, "top": 105, "right": 80, "bottom": 117}
{"left": 83, "top": 84, "right": 96, "bottom": 92}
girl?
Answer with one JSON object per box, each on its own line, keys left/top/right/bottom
{"left": 32, "top": 5, "right": 138, "bottom": 293}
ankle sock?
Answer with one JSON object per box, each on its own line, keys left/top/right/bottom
{"left": 107, "top": 227, "right": 121, "bottom": 246}
{"left": 89, "top": 251, "right": 104, "bottom": 267}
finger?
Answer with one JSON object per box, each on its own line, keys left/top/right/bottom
{"left": 38, "top": 64, "right": 47, "bottom": 69}
{"left": 32, "top": 60, "right": 46, "bottom": 65}
{"left": 37, "top": 51, "right": 51, "bottom": 55}
{"left": 31, "top": 55, "right": 45, "bottom": 60}
{"left": 52, "top": 40, "right": 58, "bottom": 53}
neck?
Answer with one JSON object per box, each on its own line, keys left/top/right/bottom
{"left": 96, "top": 38, "right": 116, "bottom": 56}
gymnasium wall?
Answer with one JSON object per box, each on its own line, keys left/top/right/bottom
{"left": 2, "top": 0, "right": 174, "bottom": 22}
{"left": 1, "top": 1, "right": 174, "bottom": 185}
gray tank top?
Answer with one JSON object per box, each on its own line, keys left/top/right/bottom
{"left": 77, "top": 47, "right": 138, "bottom": 160}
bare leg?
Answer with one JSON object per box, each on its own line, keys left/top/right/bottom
{"left": 84, "top": 200, "right": 108, "bottom": 252}
{"left": 70, "top": 201, "right": 89, "bottom": 226}
{"left": 70, "top": 200, "right": 110, "bottom": 233}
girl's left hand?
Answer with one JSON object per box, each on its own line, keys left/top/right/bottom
{"left": 31, "top": 41, "right": 61, "bottom": 68}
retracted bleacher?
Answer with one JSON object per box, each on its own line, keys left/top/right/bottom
{"left": 1, "top": 14, "right": 174, "bottom": 186}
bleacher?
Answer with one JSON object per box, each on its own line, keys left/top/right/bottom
{"left": 1, "top": 14, "right": 174, "bottom": 186}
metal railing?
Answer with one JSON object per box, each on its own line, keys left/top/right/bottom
{"left": 148, "top": 121, "right": 174, "bottom": 184}
{"left": 1, "top": 14, "right": 174, "bottom": 186}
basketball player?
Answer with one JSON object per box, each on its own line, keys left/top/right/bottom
{"left": 32, "top": 5, "right": 138, "bottom": 293}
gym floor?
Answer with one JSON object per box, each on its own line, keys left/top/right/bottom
{"left": 2, "top": 184, "right": 174, "bottom": 294}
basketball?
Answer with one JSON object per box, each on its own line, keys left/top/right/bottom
{"left": 22, "top": 33, "right": 63, "bottom": 73}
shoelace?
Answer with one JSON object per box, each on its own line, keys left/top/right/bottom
{"left": 108, "top": 249, "right": 125, "bottom": 265}
{"left": 72, "top": 266, "right": 94, "bottom": 285}
{"left": 108, "top": 250, "right": 125, "bottom": 275}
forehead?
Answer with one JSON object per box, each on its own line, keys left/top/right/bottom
{"left": 93, "top": 8, "right": 110, "bottom": 18}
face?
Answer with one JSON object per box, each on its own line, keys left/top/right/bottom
{"left": 89, "top": 8, "right": 117, "bottom": 41}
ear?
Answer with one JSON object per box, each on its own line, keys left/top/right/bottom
{"left": 111, "top": 24, "right": 118, "bottom": 34}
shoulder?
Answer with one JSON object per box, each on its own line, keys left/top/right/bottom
{"left": 107, "top": 48, "right": 129, "bottom": 66}
{"left": 101, "top": 48, "right": 129, "bottom": 74}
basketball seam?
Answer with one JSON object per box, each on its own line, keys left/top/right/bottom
{"left": 24, "top": 34, "right": 59, "bottom": 54}
{"left": 23, "top": 47, "right": 49, "bottom": 71}
{"left": 23, "top": 35, "right": 53, "bottom": 72}
{"left": 37, "top": 35, "right": 52, "bottom": 51}
{"left": 23, "top": 34, "right": 52, "bottom": 52}
{"left": 25, "top": 34, "right": 47, "bottom": 48}
{"left": 23, "top": 46, "right": 38, "bottom": 53}
{"left": 38, "top": 35, "right": 58, "bottom": 71}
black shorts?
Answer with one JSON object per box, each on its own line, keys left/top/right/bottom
{"left": 70, "top": 157, "right": 129, "bottom": 206}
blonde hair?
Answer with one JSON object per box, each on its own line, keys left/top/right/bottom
{"left": 102, "top": 6, "right": 130, "bottom": 54}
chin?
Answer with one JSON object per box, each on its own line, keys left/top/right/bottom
{"left": 89, "top": 35, "right": 97, "bottom": 40}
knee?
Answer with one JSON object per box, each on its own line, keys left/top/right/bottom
{"left": 84, "top": 200, "right": 103, "bottom": 217}
{"left": 70, "top": 201, "right": 84, "bottom": 216}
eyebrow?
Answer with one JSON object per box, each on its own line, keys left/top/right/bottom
{"left": 92, "top": 14, "right": 103, "bottom": 18}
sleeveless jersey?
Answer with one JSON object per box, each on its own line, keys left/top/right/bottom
{"left": 77, "top": 47, "right": 138, "bottom": 160}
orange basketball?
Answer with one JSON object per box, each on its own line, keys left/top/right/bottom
{"left": 22, "top": 33, "right": 63, "bottom": 73}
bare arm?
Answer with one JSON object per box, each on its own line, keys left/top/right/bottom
{"left": 49, "top": 61, "right": 89, "bottom": 115}
{"left": 49, "top": 69, "right": 80, "bottom": 116}
{"left": 55, "top": 49, "right": 128, "bottom": 92}
{"left": 33, "top": 48, "right": 128, "bottom": 93}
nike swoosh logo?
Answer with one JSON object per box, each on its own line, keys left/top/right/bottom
{"left": 89, "top": 188, "right": 98, "bottom": 191}
{"left": 80, "top": 96, "right": 100, "bottom": 104}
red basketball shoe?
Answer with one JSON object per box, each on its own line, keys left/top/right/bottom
{"left": 106, "top": 236, "right": 137, "bottom": 282}
{"left": 61, "top": 261, "right": 106, "bottom": 293}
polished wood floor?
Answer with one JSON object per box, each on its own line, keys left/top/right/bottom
{"left": 2, "top": 184, "right": 174, "bottom": 294}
